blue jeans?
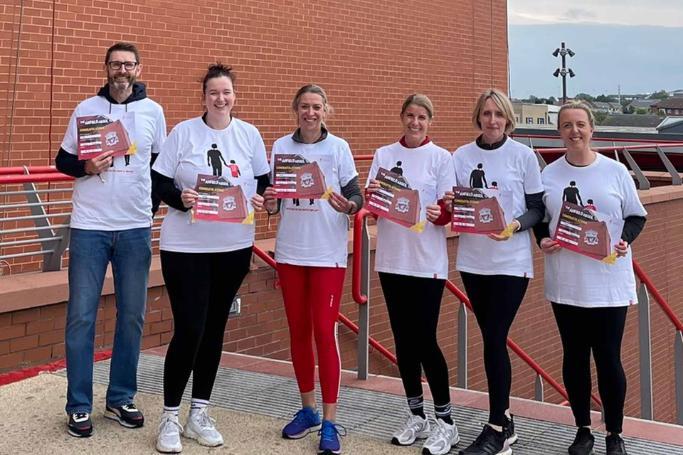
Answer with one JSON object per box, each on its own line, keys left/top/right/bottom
{"left": 65, "top": 227, "right": 151, "bottom": 414}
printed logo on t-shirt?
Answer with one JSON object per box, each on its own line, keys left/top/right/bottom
{"left": 206, "top": 143, "right": 240, "bottom": 178}
{"left": 469, "top": 163, "right": 488, "bottom": 188}
{"left": 562, "top": 180, "right": 598, "bottom": 214}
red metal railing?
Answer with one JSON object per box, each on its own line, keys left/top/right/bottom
{"left": 0, "top": 165, "right": 72, "bottom": 184}
{"left": 511, "top": 133, "right": 683, "bottom": 145}
{"left": 534, "top": 142, "right": 683, "bottom": 154}
{"left": 351, "top": 209, "right": 372, "bottom": 305}
{"left": 633, "top": 260, "right": 683, "bottom": 332}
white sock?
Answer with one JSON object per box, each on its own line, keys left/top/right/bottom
{"left": 487, "top": 423, "right": 503, "bottom": 432}
{"left": 163, "top": 406, "right": 180, "bottom": 417}
{"left": 190, "top": 398, "right": 209, "bottom": 413}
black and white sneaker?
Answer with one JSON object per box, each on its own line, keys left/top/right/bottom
{"left": 105, "top": 403, "right": 145, "bottom": 428}
{"left": 68, "top": 412, "right": 93, "bottom": 437}
{"left": 459, "top": 424, "right": 511, "bottom": 455}
{"left": 503, "top": 415, "right": 518, "bottom": 445}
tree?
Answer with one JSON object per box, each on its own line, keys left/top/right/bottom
{"left": 575, "top": 93, "right": 594, "bottom": 102}
{"left": 595, "top": 94, "right": 616, "bottom": 102}
{"left": 648, "top": 90, "right": 669, "bottom": 100}
{"left": 593, "top": 111, "right": 608, "bottom": 125}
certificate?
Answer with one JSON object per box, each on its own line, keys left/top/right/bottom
{"left": 77, "top": 115, "right": 134, "bottom": 160}
{"left": 451, "top": 186, "right": 507, "bottom": 234}
{"left": 553, "top": 201, "right": 614, "bottom": 262}
{"left": 192, "top": 174, "right": 252, "bottom": 224}
{"left": 273, "top": 154, "right": 330, "bottom": 199}
{"left": 367, "top": 167, "right": 423, "bottom": 231}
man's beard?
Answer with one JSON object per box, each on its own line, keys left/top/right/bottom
{"left": 108, "top": 74, "right": 136, "bottom": 91}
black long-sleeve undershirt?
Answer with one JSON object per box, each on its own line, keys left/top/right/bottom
{"left": 516, "top": 191, "right": 544, "bottom": 231}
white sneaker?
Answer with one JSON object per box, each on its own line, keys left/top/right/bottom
{"left": 422, "top": 418, "right": 460, "bottom": 455}
{"left": 391, "top": 414, "right": 431, "bottom": 446}
{"left": 184, "top": 407, "right": 224, "bottom": 447}
{"left": 156, "top": 413, "right": 183, "bottom": 453}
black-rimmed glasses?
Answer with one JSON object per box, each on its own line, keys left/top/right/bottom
{"left": 107, "top": 61, "right": 138, "bottom": 71}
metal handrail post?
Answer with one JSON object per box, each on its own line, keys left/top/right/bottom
{"left": 675, "top": 330, "right": 683, "bottom": 425}
{"left": 619, "top": 148, "right": 650, "bottom": 190}
{"left": 637, "top": 282, "right": 654, "bottom": 420}
{"left": 357, "top": 215, "right": 371, "bottom": 380}
{"left": 529, "top": 138, "right": 547, "bottom": 170}
{"left": 655, "top": 145, "right": 682, "bottom": 185}
{"left": 534, "top": 374, "right": 545, "bottom": 402}
{"left": 457, "top": 302, "right": 468, "bottom": 388}
{"left": 20, "top": 178, "right": 63, "bottom": 272}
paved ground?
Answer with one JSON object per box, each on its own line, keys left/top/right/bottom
{"left": 0, "top": 373, "right": 414, "bottom": 455}
{"left": 1, "top": 351, "right": 681, "bottom": 455}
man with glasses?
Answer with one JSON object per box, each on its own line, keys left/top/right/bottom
{"left": 55, "top": 42, "right": 166, "bottom": 438}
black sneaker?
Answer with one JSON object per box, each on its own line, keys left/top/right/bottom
{"left": 568, "top": 427, "right": 595, "bottom": 455}
{"left": 459, "top": 424, "right": 511, "bottom": 455}
{"left": 503, "top": 415, "right": 518, "bottom": 445}
{"left": 105, "top": 403, "right": 145, "bottom": 428}
{"left": 68, "top": 412, "right": 93, "bottom": 437}
{"left": 605, "top": 434, "right": 628, "bottom": 455}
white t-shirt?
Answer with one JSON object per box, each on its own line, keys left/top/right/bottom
{"left": 541, "top": 153, "right": 647, "bottom": 307}
{"left": 368, "top": 141, "right": 455, "bottom": 279}
{"left": 61, "top": 95, "right": 166, "bottom": 230}
{"left": 153, "top": 117, "right": 270, "bottom": 253}
{"left": 452, "top": 138, "right": 544, "bottom": 278}
{"left": 272, "top": 132, "right": 358, "bottom": 268}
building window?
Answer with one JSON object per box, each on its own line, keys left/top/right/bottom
{"left": 526, "top": 117, "right": 533, "bottom": 124}
{"left": 537, "top": 117, "right": 545, "bottom": 124}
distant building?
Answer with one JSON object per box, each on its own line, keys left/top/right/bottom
{"left": 653, "top": 97, "right": 683, "bottom": 116}
{"left": 600, "top": 114, "right": 662, "bottom": 128}
{"left": 512, "top": 102, "right": 559, "bottom": 127}
{"left": 656, "top": 116, "right": 683, "bottom": 134}
{"left": 627, "top": 99, "right": 656, "bottom": 112}
{"left": 589, "top": 101, "right": 621, "bottom": 114}
{"left": 668, "top": 89, "right": 683, "bottom": 97}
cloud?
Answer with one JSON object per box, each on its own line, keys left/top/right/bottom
{"left": 561, "top": 8, "right": 596, "bottom": 21}
{"left": 508, "top": 0, "right": 683, "bottom": 27}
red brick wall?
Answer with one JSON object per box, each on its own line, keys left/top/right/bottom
{"left": 0, "top": 0, "right": 508, "bottom": 271}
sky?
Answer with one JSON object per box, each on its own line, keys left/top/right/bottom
{"left": 508, "top": 0, "right": 683, "bottom": 99}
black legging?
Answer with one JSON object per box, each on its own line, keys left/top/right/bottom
{"left": 460, "top": 272, "right": 529, "bottom": 426}
{"left": 552, "top": 303, "right": 628, "bottom": 434}
{"left": 379, "top": 272, "right": 451, "bottom": 407}
{"left": 160, "top": 247, "right": 251, "bottom": 407}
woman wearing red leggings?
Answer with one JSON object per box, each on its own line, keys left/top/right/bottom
{"left": 263, "top": 84, "right": 362, "bottom": 455}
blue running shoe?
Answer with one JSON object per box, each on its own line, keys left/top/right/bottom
{"left": 282, "top": 407, "right": 321, "bottom": 439}
{"left": 318, "top": 420, "right": 347, "bottom": 454}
